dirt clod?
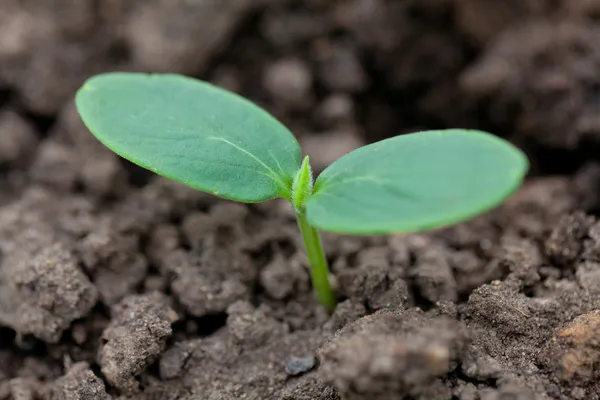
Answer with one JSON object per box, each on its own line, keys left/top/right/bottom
{"left": 227, "top": 301, "right": 288, "bottom": 350}
{"left": 45, "top": 362, "right": 110, "bottom": 400}
{"left": 337, "top": 245, "right": 410, "bottom": 311}
{"left": 99, "top": 292, "right": 178, "bottom": 395}
{"left": 462, "top": 21, "right": 600, "bottom": 150}
{"left": 79, "top": 224, "right": 148, "bottom": 305}
{"left": 545, "top": 212, "right": 595, "bottom": 266}
{"left": 319, "top": 309, "right": 467, "bottom": 399}
{"left": 9, "top": 377, "right": 39, "bottom": 400}
{"left": 125, "top": 0, "right": 257, "bottom": 75}
{"left": 170, "top": 250, "right": 251, "bottom": 317}
{"left": 29, "top": 141, "right": 80, "bottom": 192}
{"left": 541, "top": 310, "right": 600, "bottom": 384}
{"left": 159, "top": 341, "right": 194, "bottom": 381}
{"left": 0, "top": 196, "right": 98, "bottom": 342}
{"left": 0, "top": 110, "right": 38, "bottom": 168}
{"left": 411, "top": 244, "right": 458, "bottom": 303}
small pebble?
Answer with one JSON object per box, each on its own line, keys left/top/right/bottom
{"left": 284, "top": 355, "right": 316, "bottom": 376}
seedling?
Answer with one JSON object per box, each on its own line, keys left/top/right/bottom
{"left": 75, "top": 72, "right": 528, "bottom": 313}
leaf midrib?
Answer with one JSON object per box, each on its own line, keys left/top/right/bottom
{"left": 207, "top": 136, "right": 288, "bottom": 192}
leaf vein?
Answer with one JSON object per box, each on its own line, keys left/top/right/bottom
{"left": 207, "top": 136, "right": 286, "bottom": 189}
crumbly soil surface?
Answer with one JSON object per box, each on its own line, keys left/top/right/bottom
{"left": 1, "top": 1, "right": 600, "bottom": 399}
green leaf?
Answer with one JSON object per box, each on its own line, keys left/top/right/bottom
{"left": 75, "top": 72, "right": 301, "bottom": 202}
{"left": 306, "top": 129, "right": 528, "bottom": 234}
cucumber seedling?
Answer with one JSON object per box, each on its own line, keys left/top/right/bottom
{"left": 75, "top": 72, "right": 528, "bottom": 313}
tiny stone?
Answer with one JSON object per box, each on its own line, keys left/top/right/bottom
{"left": 285, "top": 355, "right": 316, "bottom": 376}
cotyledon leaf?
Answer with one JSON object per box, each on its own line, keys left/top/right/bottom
{"left": 306, "top": 129, "right": 528, "bottom": 234}
{"left": 75, "top": 72, "right": 301, "bottom": 202}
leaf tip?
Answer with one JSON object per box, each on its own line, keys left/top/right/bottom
{"left": 302, "top": 154, "right": 310, "bottom": 166}
{"left": 292, "top": 155, "right": 314, "bottom": 213}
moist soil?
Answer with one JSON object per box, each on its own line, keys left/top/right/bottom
{"left": 1, "top": 1, "right": 600, "bottom": 399}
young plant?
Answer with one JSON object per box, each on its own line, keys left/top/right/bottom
{"left": 75, "top": 72, "right": 528, "bottom": 313}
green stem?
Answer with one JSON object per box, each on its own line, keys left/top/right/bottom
{"left": 296, "top": 212, "right": 337, "bottom": 314}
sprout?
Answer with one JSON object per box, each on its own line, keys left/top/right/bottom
{"left": 76, "top": 72, "right": 529, "bottom": 313}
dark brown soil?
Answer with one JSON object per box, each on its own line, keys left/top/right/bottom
{"left": 1, "top": 1, "right": 600, "bottom": 399}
